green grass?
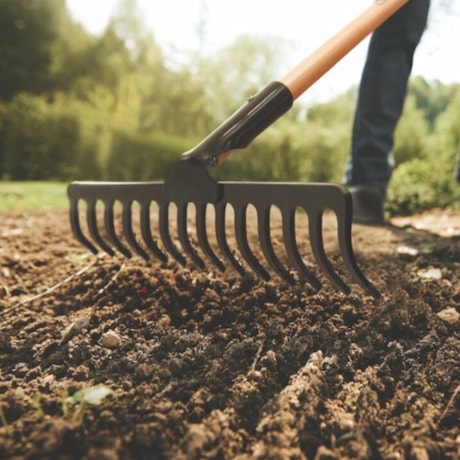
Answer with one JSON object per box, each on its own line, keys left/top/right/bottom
{"left": 0, "top": 181, "right": 69, "bottom": 211}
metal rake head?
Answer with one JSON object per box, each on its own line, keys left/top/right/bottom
{"left": 65, "top": 0, "right": 411, "bottom": 301}
{"left": 67, "top": 163, "right": 379, "bottom": 298}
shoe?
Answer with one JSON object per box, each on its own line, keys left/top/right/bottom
{"left": 348, "top": 185, "right": 385, "bottom": 225}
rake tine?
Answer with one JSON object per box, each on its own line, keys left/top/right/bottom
{"left": 196, "top": 203, "right": 225, "bottom": 272}
{"left": 234, "top": 204, "right": 270, "bottom": 281}
{"left": 257, "top": 206, "right": 295, "bottom": 284}
{"left": 308, "top": 210, "right": 350, "bottom": 294}
{"left": 336, "top": 212, "right": 380, "bottom": 298}
{"left": 139, "top": 203, "right": 168, "bottom": 263}
{"left": 87, "top": 200, "right": 115, "bottom": 256}
{"left": 215, "top": 203, "right": 246, "bottom": 276}
{"left": 121, "top": 201, "right": 149, "bottom": 260}
{"left": 282, "top": 208, "right": 322, "bottom": 290}
{"left": 69, "top": 199, "right": 98, "bottom": 255}
{"left": 103, "top": 201, "right": 132, "bottom": 258}
{"left": 159, "top": 203, "right": 186, "bottom": 266}
{"left": 177, "top": 203, "right": 205, "bottom": 269}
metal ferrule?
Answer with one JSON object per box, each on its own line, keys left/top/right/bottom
{"left": 181, "top": 81, "right": 294, "bottom": 166}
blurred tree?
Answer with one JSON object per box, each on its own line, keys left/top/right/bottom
{"left": 429, "top": 86, "right": 460, "bottom": 166}
{"left": 393, "top": 94, "right": 430, "bottom": 165}
{"left": 63, "top": 25, "right": 132, "bottom": 100}
{"left": 0, "top": 0, "right": 83, "bottom": 100}
{"left": 193, "top": 35, "right": 290, "bottom": 121}
{"left": 409, "top": 77, "right": 458, "bottom": 124}
{"left": 141, "top": 67, "right": 215, "bottom": 138}
{"left": 306, "top": 89, "right": 355, "bottom": 125}
{"left": 2, "top": 94, "right": 46, "bottom": 179}
{"left": 2, "top": 94, "right": 81, "bottom": 180}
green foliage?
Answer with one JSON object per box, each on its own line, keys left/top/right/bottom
{"left": 387, "top": 84, "right": 460, "bottom": 215}
{"left": 302, "top": 95, "right": 354, "bottom": 182}
{"left": 0, "top": 0, "right": 83, "bottom": 101}
{"left": 428, "top": 88, "right": 460, "bottom": 167}
{"left": 387, "top": 158, "right": 457, "bottom": 216}
{"left": 140, "top": 68, "right": 215, "bottom": 138}
{"left": 409, "top": 77, "right": 456, "bottom": 124}
{"left": 393, "top": 94, "right": 430, "bottom": 165}
{"left": 300, "top": 123, "right": 350, "bottom": 183}
{"left": 106, "top": 130, "right": 190, "bottom": 181}
{"left": 306, "top": 88, "right": 356, "bottom": 125}
{"left": 2, "top": 94, "right": 81, "bottom": 180}
{"left": 192, "top": 35, "right": 290, "bottom": 121}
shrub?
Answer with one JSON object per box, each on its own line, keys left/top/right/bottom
{"left": 105, "top": 129, "right": 190, "bottom": 181}
{"left": 2, "top": 94, "right": 84, "bottom": 180}
{"left": 214, "top": 118, "right": 350, "bottom": 184}
{"left": 387, "top": 157, "right": 457, "bottom": 216}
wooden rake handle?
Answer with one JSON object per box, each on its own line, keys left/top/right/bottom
{"left": 281, "top": 0, "right": 409, "bottom": 99}
{"left": 182, "top": 0, "right": 409, "bottom": 166}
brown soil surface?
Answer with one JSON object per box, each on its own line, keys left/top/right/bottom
{"left": 1, "top": 208, "right": 460, "bottom": 459}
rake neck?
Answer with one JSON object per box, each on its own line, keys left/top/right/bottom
{"left": 165, "top": 158, "right": 222, "bottom": 204}
{"left": 181, "top": 81, "right": 293, "bottom": 166}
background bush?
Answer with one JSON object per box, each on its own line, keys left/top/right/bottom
{"left": 105, "top": 130, "right": 190, "bottom": 181}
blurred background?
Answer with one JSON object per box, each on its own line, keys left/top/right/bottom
{"left": 0, "top": 0, "right": 459, "bottom": 215}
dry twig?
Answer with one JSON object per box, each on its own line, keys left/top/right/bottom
{"left": 0, "top": 257, "right": 101, "bottom": 316}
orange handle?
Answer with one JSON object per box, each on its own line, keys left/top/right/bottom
{"left": 280, "top": 0, "right": 409, "bottom": 99}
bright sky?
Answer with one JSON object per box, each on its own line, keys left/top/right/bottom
{"left": 66, "top": 0, "right": 459, "bottom": 104}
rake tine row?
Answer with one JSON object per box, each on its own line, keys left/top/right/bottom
{"left": 68, "top": 181, "right": 379, "bottom": 297}
{"left": 217, "top": 182, "right": 372, "bottom": 295}
{"left": 71, "top": 197, "right": 347, "bottom": 293}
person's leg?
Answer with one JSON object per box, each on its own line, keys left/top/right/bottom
{"left": 344, "top": 0, "right": 430, "bottom": 223}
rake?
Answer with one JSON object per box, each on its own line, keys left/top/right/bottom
{"left": 68, "top": 0, "right": 408, "bottom": 298}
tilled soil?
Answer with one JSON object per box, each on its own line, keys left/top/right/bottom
{"left": 0, "top": 208, "right": 459, "bottom": 459}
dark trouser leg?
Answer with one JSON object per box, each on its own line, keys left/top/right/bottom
{"left": 344, "top": 0, "right": 430, "bottom": 193}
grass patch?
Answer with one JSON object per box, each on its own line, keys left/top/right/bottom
{"left": 0, "top": 181, "right": 68, "bottom": 211}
